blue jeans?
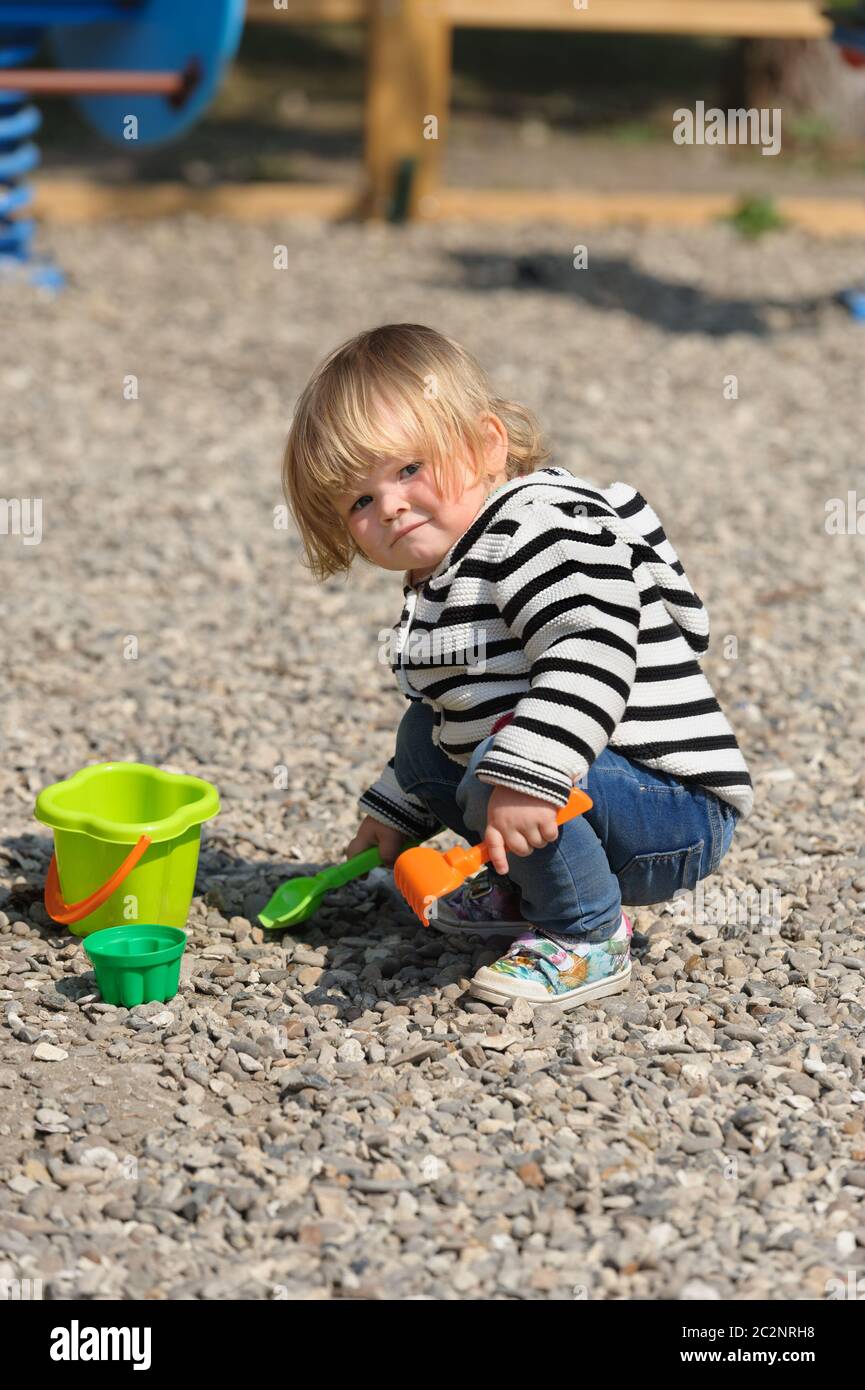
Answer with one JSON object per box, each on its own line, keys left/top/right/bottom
{"left": 393, "top": 700, "right": 739, "bottom": 942}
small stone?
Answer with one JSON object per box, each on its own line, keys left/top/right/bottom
{"left": 8, "top": 1175, "right": 38, "bottom": 1195}
{"left": 732, "top": 1104, "right": 763, "bottom": 1131}
{"left": 293, "top": 947, "right": 327, "bottom": 967}
{"left": 689, "top": 922, "right": 716, "bottom": 942}
{"left": 279, "top": 1069, "right": 330, "bottom": 1094}
{"left": 34, "top": 1108, "right": 69, "bottom": 1132}
{"left": 684, "top": 1026, "right": 716, "bottom": 1052}
{"left": 226, "top": 1095, "right": 253, "bottom": 1116}
{"left": 175, "top": 1105, "right": 208, "bottom": 1128}
{"left": 392, "top": 1043, "right": 440, "bottom": 1066}
{"left": 79, "top": 1147, "right": 119, "bottom": 1169}
{"left": 681, "top": 1059, "right": 713, "bottom": 1085}
{"left": 721, "top": 1024, "right": 763, "bottom": 1044}
{"left": 374, "top": 1160, "right": 403, "bottom": 1182}
{"left": 648, "top": 1222, "right": 677, "bottom": 1249}
{"left": 10, "top": 1021, "right": 41, "bottom": 1044}
{"left": 678, "top": 1133, "right": 720, "bottom": 1154}
{"left": 461, "top": 1045, "right": 487, "bottom": 1069}
{"left": 517, "top": 1161, "right": 545, "bottom": 1189}
{"left": 679, "top": 1279, "right": 720, "bottom": 1300}
{"left": 103, "top": 1199, "right": 135, "bottom": 1221}
{"left": 509, "top": 998, "right": 534, "bottom": 1026}
{"left": 502, "top": 1087, "right": 532, "bottom": 1106}
{"left": 799, "top": 1004, "right": 832, "bottom": 1027}
{"left": 314, "top": 1186, "right": 349, "bottom": 1220}
{"left": 803, "top": 1048, "right": 827, "bottom": 1075}
{"left": 33, "top": 1042, "right": 68, "bottom": 1062}
{"left": 787, "top": 1095, "right": 814, "bottom": 1112}
{"left": 297, "top": 966, "right": 323, "bottom": 988}
{"left": 480, "top": 1032, "right": 520, "bottom": 1052}
{"left": 581, "top": 1077, "right": 616, "bottom": 1105}
{"left": 722, "top": 957, "right": 749, "bottom": 980}
{"left": 23, "top": 1159, "right": 52, "bottom": 1184}
{"left": 47, "top": 1163, "right": 104, "bottom": 1188}
{"left": 782, "top": 1072, "right": 820, "bottom": 1099}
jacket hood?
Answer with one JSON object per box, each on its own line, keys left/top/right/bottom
{"left": 404, "top": 465, "right": 710, "bottom": 657}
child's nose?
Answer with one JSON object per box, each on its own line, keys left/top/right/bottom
{"left": 380, "top": 492, "right": 408, "bottom": 525}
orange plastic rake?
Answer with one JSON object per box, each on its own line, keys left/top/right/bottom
{"left": 393, "top": 787, "right": 593, "bottom": 925}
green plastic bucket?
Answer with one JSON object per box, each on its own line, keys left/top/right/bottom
{"left": 34, "top": 763, "right": 220, "bottom": 938}
{"left": 83, "top": 924, "right": 187, "bottom": 1007}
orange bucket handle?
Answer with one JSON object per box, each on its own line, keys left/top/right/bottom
{"left": 44, "top": 834, "right": 152, "bottom": 925}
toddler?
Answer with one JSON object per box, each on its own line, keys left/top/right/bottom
{"left": 282, "top": 323, "right": 753, "bottom": 1010}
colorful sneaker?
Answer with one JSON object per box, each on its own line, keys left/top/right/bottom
{"left": 429, "top": 869, "right": 530, "bottom": 941}
{"left": 468, "top": 912, "right": 632, "bottom": 1010}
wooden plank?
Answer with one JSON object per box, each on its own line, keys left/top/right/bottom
{"left": 443, "top": 1, "right": 831, "bottom": 40}
{"left": 364, "top": 0, "right": 451, "bottom": 219}
{"left": 31, "top": 179, "right": 367, "bottom": 222}
{"left": 31, "top": 178, "right": 865, "bottom": 237}
{"left": 246, "top": 0, "right": 831, "bottom": 40}
{"left": 405, "top": 0, "right": 452, "bottom": 219}
{"left": 420, "top": 187, "right": 865, "bottom": 235}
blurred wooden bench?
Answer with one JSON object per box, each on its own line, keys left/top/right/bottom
{"left": 440, "top": 3, "right": 829, "bottom": 38}
{"left": 247, "top": 0, "right": 833, "bottom": 219}
{"left": 249, "top": 0, "right": 828, "bottom": 37}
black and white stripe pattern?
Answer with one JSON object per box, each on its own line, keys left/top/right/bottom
{"left": 359, "top": 467, "right": 753, "bottom": 834}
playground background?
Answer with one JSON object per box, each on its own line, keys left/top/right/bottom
{"left": 30, "top": 19, "right": 865, "bottom": 203}
{"left": 1, "top": 11, "right": 864, "bottom": 1306}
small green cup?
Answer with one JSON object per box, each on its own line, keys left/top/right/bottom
{"left": 83, "top": 924, "right": 187, "bottom": 1007}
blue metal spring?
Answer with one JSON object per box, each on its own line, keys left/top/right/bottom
{"left": 0, "top": 27, "right": 42, "bottom": 267}
{"left": 0, "top": 4, "right": 144, "bottom": 285}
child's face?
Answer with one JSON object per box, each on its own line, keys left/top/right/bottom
{"left": 336, "top": 414, "right": 508, "bottom": 575}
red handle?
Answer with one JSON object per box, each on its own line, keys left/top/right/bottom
{"left": 44, "top": 834, "right": 152, "bottom": 925}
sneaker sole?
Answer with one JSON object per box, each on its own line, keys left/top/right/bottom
{"left": 468, "top": 961, "right": 632, "bottom": 1011}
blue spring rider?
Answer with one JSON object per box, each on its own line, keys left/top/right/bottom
{"left": 0, "top": 0, "right": 246, "bottom": 290}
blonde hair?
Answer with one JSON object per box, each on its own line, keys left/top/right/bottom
{"left": 282, "top": 322, "right": 551, "bottom": 580}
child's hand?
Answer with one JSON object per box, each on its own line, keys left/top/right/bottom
{"left": 343, "top": 816, "right": 406, "bottom": 868}
{"left": 484, "top": 785, "right": 560, "bottom": 876}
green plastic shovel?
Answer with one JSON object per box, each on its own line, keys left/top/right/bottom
{"left": 258, "top": 839, "right": 423, "bottom": 929}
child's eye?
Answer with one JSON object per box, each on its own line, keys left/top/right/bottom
{"left": 349, "top": 461, "right": 423, "bottom": 514}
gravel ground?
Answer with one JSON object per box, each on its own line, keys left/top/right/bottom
{"left": 1, "top": 216, "right": 864, "bottom": 1301}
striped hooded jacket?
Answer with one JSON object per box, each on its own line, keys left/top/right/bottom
{"left": 359, "top": 465, "right": 753, "bottom": 838}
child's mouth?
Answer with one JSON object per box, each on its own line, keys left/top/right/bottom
{"left": 392, "top": 521, "right": 428, "bottom": 545}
